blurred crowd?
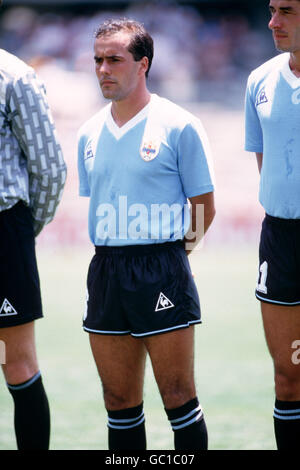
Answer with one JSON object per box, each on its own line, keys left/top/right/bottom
{"left": 0, "top": 3, "right": 274, "bottom": 103}
{"left": 0, "top": 2, "right": 269, "bottom": 244}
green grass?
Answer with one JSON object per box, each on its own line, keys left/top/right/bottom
{"left": 0, "top": 245, "right": 275, "bottom": 450}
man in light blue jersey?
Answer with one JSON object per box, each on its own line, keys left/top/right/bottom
{"left": 78, "top": 18, "right": 215, "bottom": 450}
{"left": 0, "top": 0, "right": 67, "bottom": 450}
{"left": 245, "top": 0, "right": 300, "bottom": 450}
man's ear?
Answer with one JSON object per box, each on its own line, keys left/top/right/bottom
{"left": 139, "top": 56, "right": 149, "bottom": 76}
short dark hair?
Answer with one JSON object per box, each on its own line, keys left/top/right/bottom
{"left": 94, "top": 18, "right": 154, "bottom": 78}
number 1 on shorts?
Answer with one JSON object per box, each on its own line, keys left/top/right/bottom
{"left": 257, "top": 261, "right": 268, "bottom": 294}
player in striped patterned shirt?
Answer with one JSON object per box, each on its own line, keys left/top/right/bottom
{"left": 0, "top": 0, "right": 67, "bottom": 449}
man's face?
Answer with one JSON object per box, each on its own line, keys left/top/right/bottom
{"left": 269, "top": 0, "right": 300, "bottom": 53}
{"left": 94, "top": 31, "right": 144, "bottom": 102}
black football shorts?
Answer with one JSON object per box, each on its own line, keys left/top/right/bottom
{"left": 0, "top": 201, "right": 43, "bottom": 328}
{"left": 84, "top": 240, "right": 201, "bottom": 337}
{"left": 256, "top": 214, "right": 300, "bottom": 305}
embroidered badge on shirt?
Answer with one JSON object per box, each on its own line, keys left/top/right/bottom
{"left": 140, "top": 140, "right": 159, "bottom": 161}
{"left": 84, "top": 141, "right": 94, "bottom": 160}
{"left": 256, "top": 88, "right": 268, "bottom": 107}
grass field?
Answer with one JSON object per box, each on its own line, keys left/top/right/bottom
{"left": 0, "top": 244, "right": 276, "bottom": 450}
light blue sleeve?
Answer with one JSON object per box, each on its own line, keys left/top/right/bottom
{"left": 177, "top": 121, "right": 215, "bottom": 198}
{"left": 77, "top": 133, "right": 90, "bottom": 197}
{"left": 245, "top": 78, "right": 263, "bottom": 153}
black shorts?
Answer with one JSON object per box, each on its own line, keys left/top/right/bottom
{"left": 0, "top": 202, "right": 43, "bottom": 328}
{"left": 256, "top": 214, "right": 300, "bottom": 305}
{"left": 84, "top": 240, "right": 201, "bottom": 337}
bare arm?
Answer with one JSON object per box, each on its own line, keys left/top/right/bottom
{"left": 184, "top": 191, "right": 216, "bottom": 255}
{"left": 256, "top": 152, "right": 263, "bottom": 174}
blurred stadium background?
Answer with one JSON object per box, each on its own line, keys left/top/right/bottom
{"left": 0, "top": 0, "right": 273, "bottom": 247}
{"left": 0, "top": 0, "right": 278, "bottom": 450}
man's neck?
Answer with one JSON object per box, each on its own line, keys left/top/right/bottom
{"left": 289, "top": 52, "right": 300, "bottom": 77}
{"left": 111, "top": 89, "right": 151, "bottom": 128}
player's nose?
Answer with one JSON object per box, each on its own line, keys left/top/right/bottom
{"left": 268, "top": 12, "right": 281, "bottom": 30}
{"left": 96, "top": 59, "right": 110, "bottom": 75}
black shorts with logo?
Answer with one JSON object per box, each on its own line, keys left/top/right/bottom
{"left": 256, "top": 214, "right": 300, "bottom": 306}
{"left": 0, "top": 202, "right": 43, "bottom": 328}
{"left": 84, "top": 240, "right": 201, "bottom": 337}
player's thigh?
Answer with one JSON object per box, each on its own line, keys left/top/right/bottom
{"left": 261, "top": 302, "right": 300, "bottom": 369}
{"left": 89, "top": 333, "right": 147, "bottom": 409}
{"left": 143, "top": 326, "right": 196, "bottom": 408}
{"left": 0, "top": 321, "right": 38, "bottom": 384}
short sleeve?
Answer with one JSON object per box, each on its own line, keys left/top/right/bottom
{"left": 177, "top": 120, "right": 215, "bottom": 198}
{"left": 244, "top": 78, "right": 263, "bottom": 153}
{"left": 77, "top": 133, "right": 90, "bottom": 197}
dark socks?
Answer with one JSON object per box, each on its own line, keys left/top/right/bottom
{"left": 107, "top": 402, "right": 146, "bottom": 450}
{"left": 274, "top": 398, "right": 300, "bottom": 450}
{"left": 165, "top": 397, "right": 208, "bottom": 450}
{"left": 7, "top": 371, "right": 50, "bottom": 450}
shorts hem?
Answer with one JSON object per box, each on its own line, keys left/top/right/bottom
{"left": 0, "top": 314, "right": 43, "bottom": 329}
{"left": 256, "top": 293, "right": 300, "bottom": 306}
{"left": 132, "top": 320, "right": 202, "bottom": 337}
{"left": 83, "top": 326, "right": 131, "bottom": 335}
{"left": 83, "top": 319, "right": 201, "bottom": 337}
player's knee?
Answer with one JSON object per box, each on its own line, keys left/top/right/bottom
{"left": 159, "top": 378, "right": 196, "bottom": 409}
{"left": 103, "top": 388, "right": 139, "bottom": 411}
{"left": 2, "top": 355, "right": 38, "bottom": 385}
{"left": 275, "top": 370, "right": 300, "bottom": 401}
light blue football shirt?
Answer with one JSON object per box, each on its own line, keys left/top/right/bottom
{"left": 245, "top": 52, "right": 300, "bottom": 219}
{"left": 78, "top": 93, "right": 214, "bottom": 246}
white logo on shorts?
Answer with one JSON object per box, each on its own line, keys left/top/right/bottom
{"left": 155, "top": 292, "right": 174, "bottom": 312}
{"left": 0, "top": 299, "right": 18, "bottom": 317}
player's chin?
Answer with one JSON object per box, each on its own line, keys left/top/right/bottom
{"left": 101, "top": 88, "right": 116, "bottom": 100}
{"left": 274, "top": 39, "right": 292, "bottom": 52}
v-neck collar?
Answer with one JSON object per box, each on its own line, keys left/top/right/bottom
{"left": 105, "top": 97, "right": 152, "bottom": 140}
{"left": 281, "top": 53, "right": 300, "bottom": 89}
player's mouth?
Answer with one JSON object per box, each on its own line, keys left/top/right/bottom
{"left": 273, "top": 31, "right": 289, "bottom": 40}
{"left": 101, "top": 79, "right": 116, "bottom": 86}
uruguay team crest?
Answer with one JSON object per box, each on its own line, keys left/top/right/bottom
{"left": 140, "top": 139, "right": 160, "bottom": 162}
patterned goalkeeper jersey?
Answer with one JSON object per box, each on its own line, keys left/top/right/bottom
{"left": 0, "top": 49, "right": 67, "bottom": 235}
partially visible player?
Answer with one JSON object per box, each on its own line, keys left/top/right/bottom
{"left": 0, "top": 0, "right": 67, "bottom": 449}
{"left": 245, "top": 0, "right": 300, "bottom": 450}
{"left": 77, "top": 18, "right": 215, "bottom": 450}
